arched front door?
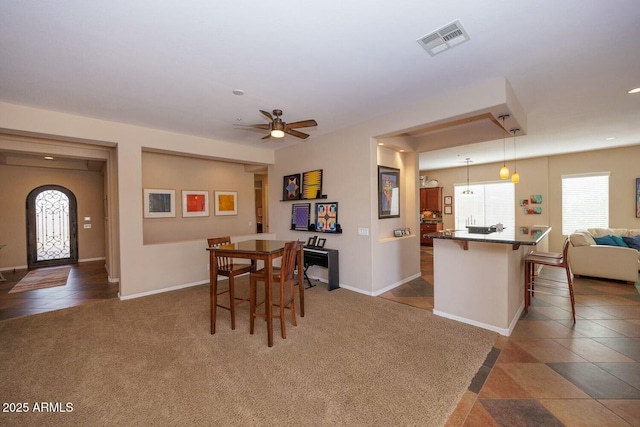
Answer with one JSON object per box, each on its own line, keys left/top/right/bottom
{"left": 26, "top": 185, "right": 78, "bottom": 268}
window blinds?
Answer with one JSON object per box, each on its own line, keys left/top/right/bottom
{"left": 561, "top": 172, "right": 609, "bottom": 235}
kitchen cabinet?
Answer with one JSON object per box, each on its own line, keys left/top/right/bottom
{"left": 420, "top": 222, "right": 443, "bottom": 246}
{"left": 420, "top": 187, "right": 443, "bottom": 212}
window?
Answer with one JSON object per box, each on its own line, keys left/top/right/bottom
{"left": 562, "top": 172, "right": 609, "bottom": 235}
{"left": 454, "top": 182, "right": 515, "bottom": 230}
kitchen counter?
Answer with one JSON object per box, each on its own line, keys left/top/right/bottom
{"left": 429, "top": 226, "right": 551, "bottom": 336}
{"left": 428, "top": 226, "right": 550, "bottom": 249}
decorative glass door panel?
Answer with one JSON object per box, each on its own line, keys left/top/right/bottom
{"left": 26, "top": 185, "right": 78, "bottom": 268}
{"left": 35, "top": 190, "right": 71, "bottom": 261}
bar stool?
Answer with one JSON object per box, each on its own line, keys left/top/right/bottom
{"left": 524, "top": 238, "right": 575, "bottom": 323}
{"left": 250, "top": 241, "right": 300, "bottom": 340}
{"left": 207, "top": 236, "right": 253, "bottom": 330}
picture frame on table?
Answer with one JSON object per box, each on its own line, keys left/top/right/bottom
{"left": 316, "top": 238, "right": 326, "bottom": 248}
{"left": 378, "top": 166, "right": 400, "bottom": 219}
{"left": 182, "top": 190, "right": 209, "bottom": 217}
{"left": 307, "top": 236, "right": 317, "bottom": 247}
{"left": 143, "top": 189, "right": 175, "bottom": 218}
{"left": 214, "top": 191, "right": 238, "bottom": 216}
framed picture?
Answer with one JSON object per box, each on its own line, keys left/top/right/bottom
{"left": 307, "top": 236, "right": 317, "bottom": 247}
{"left": 378, "top": 166, "right": 400, "bottom": 219}
{"left": 316, "top": 202, "right": 338, "bottom": 232}
{"left": 302, "top": 169, "right": 323, "bottom": 199}
{"left": 444, "top": 206, "right": 452, "bottom": 215}
{"left": 316, "top": 238, "right": 326, "bottom": 248}
{"left": 636, "top": 178, "right": 640, "bottom": 218}
{"left": 143, "top": 189, "right": 175, "bottom": 218}
{"left": 182, "top": 190, "right": 209, "bottom": 217}
{"left": 444, "top": 196, "right": 452, "bottom": 205}
{"left": 292, "top": 203, "right": 311, "bottom": 230}
{"left": 530, "top": 194, "right": 543, "bottom": 204}
{"left": 283, "top": 173, "right": 301, "bottom": 200}
{"left": 214, "top": 191, "right": 237, "bottom": 216}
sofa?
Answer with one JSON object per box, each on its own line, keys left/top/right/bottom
{"left": 568, "top": 228, "right": 640, "bottom": 283}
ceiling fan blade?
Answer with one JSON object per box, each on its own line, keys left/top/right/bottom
{"left": 259, "top": 110, "right": 273, "bottom": 122}
{"left": 285, "top": 128, "right": 310, "bottom": 139}
{"left": 233, "top": 123, "right": 270, "bottom": 130}
{"left": 261, "top": 134, "right": 271, "bottom": 140}
{"left": 286, "top": 119, "right": 318, "bottom": 129}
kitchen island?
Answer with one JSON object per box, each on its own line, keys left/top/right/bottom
{"left": 428, "top": 226, "right": 551, "bottom": 336}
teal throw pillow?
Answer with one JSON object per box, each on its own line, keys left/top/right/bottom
{"left": 622, "top": 235, "right": 640, "bottom": 251}
{"left": 610, "top": 235, "right": 629, "bottom": 247}
{"left": 593, "top": 235, "right": 618, "bottom": 246}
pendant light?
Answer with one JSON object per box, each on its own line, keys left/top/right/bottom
{"left": 462, "top": 157, "right": 474, "bottom": 195}
{"left": 498, "top": 114, "right": 510, "bottom": 179}
{"left": 510, "top": 128, "right": 520, "bottom": 183}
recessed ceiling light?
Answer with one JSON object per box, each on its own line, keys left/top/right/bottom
{"left": 44, "top": 156, "right": 54, "bottom": 160}
{"left": 378, "top": 142, "right": 384, "bottom": 146}
{"left": 628, "top": 87, "right": 640, "bottom": 94}
{"left": 232, "top": 89, "right": 245, "bottom": 95}
{"left": 605, "top": 137, "right": 616, "bottom": 141}
{"left": 399, "top": 149, "right": 405, "bottom": 152}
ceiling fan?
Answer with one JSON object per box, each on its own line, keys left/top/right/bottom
{"left": 239, "top": 109, "right": 318, "bottom": 140}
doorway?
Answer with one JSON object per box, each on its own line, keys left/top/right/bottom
{"left": 26, "top": 185, "right": 78, "bottom": 268}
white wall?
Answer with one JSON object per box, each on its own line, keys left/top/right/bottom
{"left": 0, "top": 76, "right": 533, "bottom": 298}
{"left": 0, "top": 101, "right": 275, "bottom": 297}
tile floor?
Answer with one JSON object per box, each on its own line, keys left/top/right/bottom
{"left": 380, "top": 247, "right": 640, "bottom": 427}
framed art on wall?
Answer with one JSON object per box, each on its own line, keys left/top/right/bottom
{"left": 182, "top": 190, "right": 209, "bottom": 217}
{"left": 283, "top": 173, "right": 301, "bottom": 200}
{"left": 302, "top": 169, "right": 323, "bottom": 199}
{"left": 143, "top": 189, "right": 175, "bottom": 218}
{"left": 316, "top": 202, "right": 338, "bottom": 232}
{"left": 292, "top": 203, "right": 311, "bottom": 230}
{"left": 378, "top": 166, "right": 400, "bottom": 219}
{"left": 214, "top": 191, "right": 237, "bottom": 216}
{"left": 637, "top": 178, "right": 640, "bottom": 218}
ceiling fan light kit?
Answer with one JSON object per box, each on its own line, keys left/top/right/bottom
{"left": 239, "top": 109, "right": 318, "bottom": 141}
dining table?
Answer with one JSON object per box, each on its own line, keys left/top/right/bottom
{"left": 206, "top": 239, "right": 304, "bottom": 347}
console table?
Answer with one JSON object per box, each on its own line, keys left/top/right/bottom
{"left": 303, "top": 246, "right": 339, "bottom": 291}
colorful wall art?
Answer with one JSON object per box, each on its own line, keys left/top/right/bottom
{"left": 316, "top": 202, "right": 338, "bottom": 232}
{"left": 302, "top": 169, "right": 323, "bottom": 199}
{"left": 283, "top": 174, "right": 301, "bottom": 200}
{"left": 292, "top": 203, "right": 311, "bottom": 230}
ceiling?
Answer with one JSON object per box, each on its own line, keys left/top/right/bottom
{"left": 1, "top": 1, "right": 639, "bottom": 170}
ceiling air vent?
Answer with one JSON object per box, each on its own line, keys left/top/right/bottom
{"left": 416, "top": 20, "right": 470, "bottom": 56}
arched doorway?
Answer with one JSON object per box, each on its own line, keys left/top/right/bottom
{"left": 26, "top": 185, "right": 78, "bottom": 268}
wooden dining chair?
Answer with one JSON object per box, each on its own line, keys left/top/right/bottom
{"left": 207, "top": 236, "right": 253, "bottom": 330}
{"left": 249, "top": 241, "right": 300, "bottom": 340}
{"left": 524, "top": 238, "right": 575, "bottom": 323}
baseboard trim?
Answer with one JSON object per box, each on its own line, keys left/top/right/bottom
{"left": 432, "top": 303, "right": 524, "bottom": 337}
{"left": 119, "top": 279, "right": 209, "bottom": 301}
